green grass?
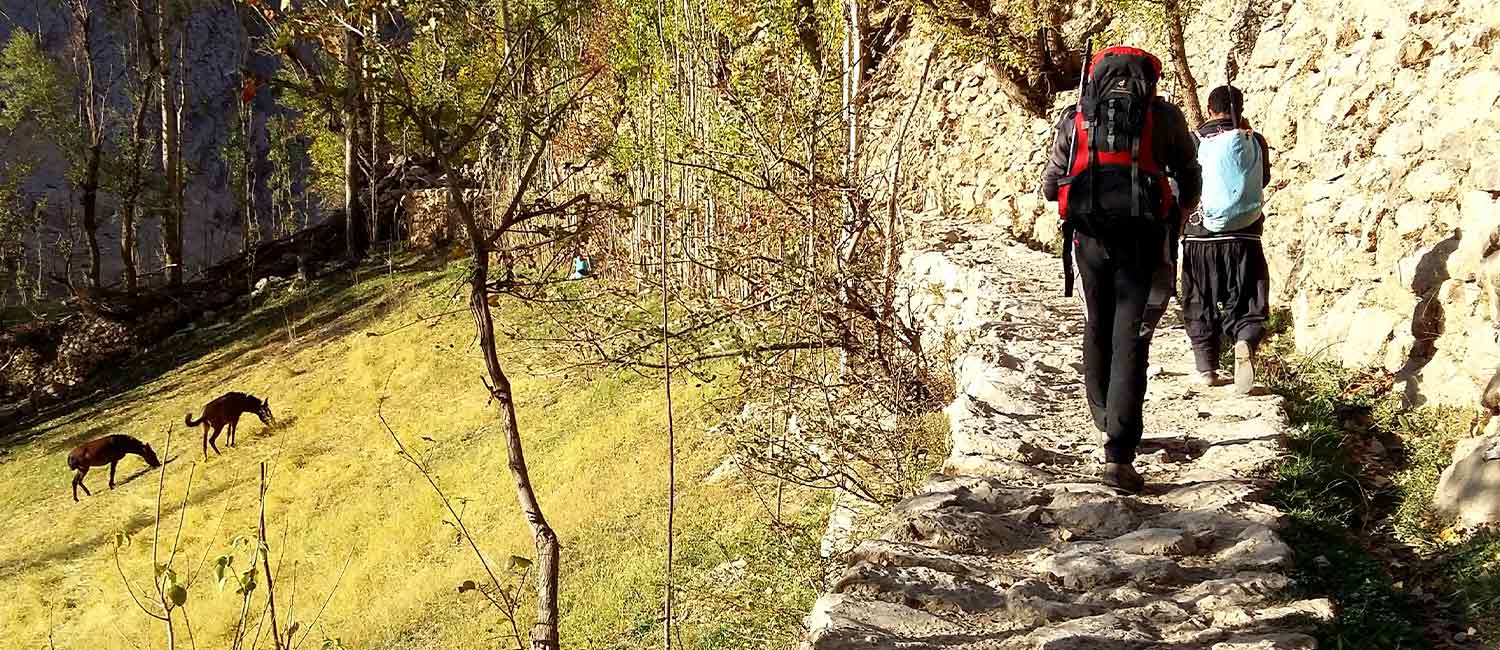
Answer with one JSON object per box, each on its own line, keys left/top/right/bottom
{"left": 1253, "top": 312, "right": 1425, "bottom": 648}
{"left": 0, "top": 255, "right": 828, "bottom": 649}
{"left": 1252, "top": 306, "right": 1500, "bottom": 647}
{"left": 1383, "top": 405, "right": 1475, "bottom": 545}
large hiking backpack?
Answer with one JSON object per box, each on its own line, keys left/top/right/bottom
{"left": 1197, "top": 128, "right": 1265, "bottom": 232}
{"left": 1058, "top": 47, "right": 1173, "bottom": 240}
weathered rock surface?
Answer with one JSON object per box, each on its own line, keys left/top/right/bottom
{"left": 1433, "top": 424, "right": 1500, "bottom": 529}
{"left": 804, "top": 216, "right": 1324, "bottom": 648}
{"left": 857, "top": 0, "right": 1500, "bottom": 410}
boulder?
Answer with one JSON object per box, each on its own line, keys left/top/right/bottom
{"left": 1433, "top": 431, "right": 1500, "bottom": 528}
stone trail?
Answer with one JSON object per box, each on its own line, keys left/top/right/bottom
{"left": 803, "top": 219, "right": 1332, "bottom": 649}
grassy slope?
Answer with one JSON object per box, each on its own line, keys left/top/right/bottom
{"left": 0, "top": 256, "right": 822, "bottom": 649}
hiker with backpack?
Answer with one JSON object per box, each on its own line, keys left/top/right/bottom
{"left": 1042, "top": 46, "right": 1202, "bottom": 494}
{"left": 1181, "top": 85, "right": 1272, "bottom": 394}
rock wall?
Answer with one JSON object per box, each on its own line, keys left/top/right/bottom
{"left": 0, "top": 0, "right": 293, "bottom": 295}
{"left": 859, "top": 0, "right": 1500, "bottom": 409}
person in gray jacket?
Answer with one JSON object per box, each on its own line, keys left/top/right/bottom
{"left": 1040, "top": 47, "right": 1202, "bottom": 493}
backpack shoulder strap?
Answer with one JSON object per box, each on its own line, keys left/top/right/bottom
{"left": 1068, "top": 110, "right": 1090, "bottom": 176}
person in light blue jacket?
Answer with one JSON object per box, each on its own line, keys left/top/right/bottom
{"left": 569, "top": 252, "right": 593, "bottom": 280}
{"left": 1181, "top": 85, "right": 1272, "bottom": 395}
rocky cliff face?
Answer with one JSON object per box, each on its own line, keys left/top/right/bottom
{"left": 860, "top": 0, "right": 1500, "bottom": 409}
{"left": 0, "top": 0, "right": 288, "bottom": 294}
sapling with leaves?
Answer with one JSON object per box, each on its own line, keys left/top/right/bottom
{"left": 113, "top": 433, "right": 349, "bottom": 650}
{"left": 346, "top": 2, "right": 614, "bottom": 647}
{"left": 382, "top": 397, "right": 539, "bottom": 650}
{"left": 110, "top": 428, "right": 197, "bottom": 650}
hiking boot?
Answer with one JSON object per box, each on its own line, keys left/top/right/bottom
{"left": 1102, "top": 462, "right": 1145, "bottom": 494}
{"left": 1189, "top": 370, "right": 1229, "bottom": 387}
{"left": 1234, "top": 341, "right": 1256, "bottom": 395}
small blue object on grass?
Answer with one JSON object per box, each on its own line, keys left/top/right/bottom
{"left": 570, "top": 255, "right": 592, "bottom": 280}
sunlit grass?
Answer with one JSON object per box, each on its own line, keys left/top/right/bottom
{"left": 0, "top": 256, "right": 826, "bottom": 649}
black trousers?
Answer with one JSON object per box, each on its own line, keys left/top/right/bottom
{"left": 1181, "top": 239, "right": 1270, "bottom": 373}
{"left": 1075, "top": 232, "right": 1166, "bottom": 464}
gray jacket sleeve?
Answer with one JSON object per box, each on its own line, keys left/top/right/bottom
{"left": 1041, "top": 109, "right": 1077, "bottom": 202}
{"left": 1152, "top": 100, "right": 1202, "bottom": 210}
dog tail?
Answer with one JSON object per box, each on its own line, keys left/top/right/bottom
{"left": 185, "top": 412, "right": 204, "bottom": 428}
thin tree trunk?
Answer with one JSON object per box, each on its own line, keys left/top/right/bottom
{"left": 80, "top": 145, "right": 102, "bottom": 289}
{"left": 242, "top": 101, "right": 255, "bottom": 256}
{"left": 835, "top": 0, "right": 864, "bottom": 374}
{"left": 71, "top": 0, "right": 103, "bottom": 289}
{"left": 343, "top": 23, "right": 365, "bottom": 259}
{"left": 258, "top": 463, "right": 285, "bottom": 650}
{"left": 158, "top": 0, "right": 183, "bottom": 286}
{"left": 446, "top": 168, "right": 561, "bottom": 650}
{"left": 1164, "top": 0, "right": 1204, "bottom": 125}
{"left": 122, "top": 80, "right": 152, "bottom": 294}
{"left": 368, "top": 9, "right": 382, "bottom": 244}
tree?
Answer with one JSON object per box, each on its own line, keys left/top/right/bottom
{"left": 1162, "top": 0, "right": 1203, "bottom": 125}
{"left": 330, "top": 2, "right": 605, "bottom": 646}
{"left": 67, "top": 0, "right": 114, "bottom": 290}
{"left": 342, "top": 6, "right": 366, "bottom": 259}
{"left": 154, "top": 0, "right": 185, "bottom": 286}
{"left": 118, "top": 0, "right": 161, "bottom": 294}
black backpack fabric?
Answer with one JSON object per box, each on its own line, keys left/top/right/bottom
{"left": 1058, "top": 47, "right": 1172, "bottom": 296}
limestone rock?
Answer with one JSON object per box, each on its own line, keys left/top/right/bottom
{"left": 1106, "top": 528, "right": 1204, "bottom": 556}
{"left": 1217, "top": 525, "right": 1294, "bottom": 570}
{"left": 1211, "top": 633, "right": 1319, "bottom": 650}
{"left": 1433, "top": 432, "right": 1500, "bottom": 528}
{"left": 1033, "top": 544, "right": 1186, "bottom": 590}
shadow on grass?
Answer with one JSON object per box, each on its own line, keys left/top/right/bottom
{"left": 2, "top": 260, "right": 452, "bottom": 454}
{"left": 1258, "top": 307, "right": 1482, "bottom": 649}
{"left": 0, "top": 474, "right": 238, "bottom": 582}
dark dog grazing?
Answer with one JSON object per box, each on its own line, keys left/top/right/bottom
{"left": 68, "top": 434, "right": 161, "bottom": 502}
{"left": 187, "top": 392, "right": 276, "bottom": 460}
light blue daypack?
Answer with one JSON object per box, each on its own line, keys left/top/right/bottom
{"left": 1197, "top": 129, "right": 1265, "bottom": 232}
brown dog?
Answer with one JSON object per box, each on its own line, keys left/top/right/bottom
{"left": 187, "top": 392, "right": 275, "bottom": 460}
{"left": 68, "top": 434, "right": 161, "bottom": 502}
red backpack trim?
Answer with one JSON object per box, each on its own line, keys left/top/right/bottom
{"left": 1057, "top": 108, "right": 1175, "bottom": 219}
{"left": 1089, "top": 46, "right": 1163, "bottom": 77}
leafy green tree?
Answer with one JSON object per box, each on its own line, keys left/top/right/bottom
{"left": 269, "top": 2, "right": 608, "bottom": 647}
{"left": 0, "top": 30, "right": 82, "bottom": 291}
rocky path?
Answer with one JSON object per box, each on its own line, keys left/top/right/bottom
{"left": 804, "top": 219, "right": 1334, "bottom": 649}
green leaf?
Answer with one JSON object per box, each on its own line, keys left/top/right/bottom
{"left": 214, "top": 556, "right": 234, "bottom": 591}
{"left": 506, "top": 555, "right": 533, "bottom": 571}
{"left": 237, "top": 570, "right": 257, "bottom": 595}
{"left": 167, "top": 585, "right": 188, "bottom": 607}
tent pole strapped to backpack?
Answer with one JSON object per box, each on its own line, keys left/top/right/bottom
{"left": 1061, "top": 38, "right": 1092, "bottom": 298}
